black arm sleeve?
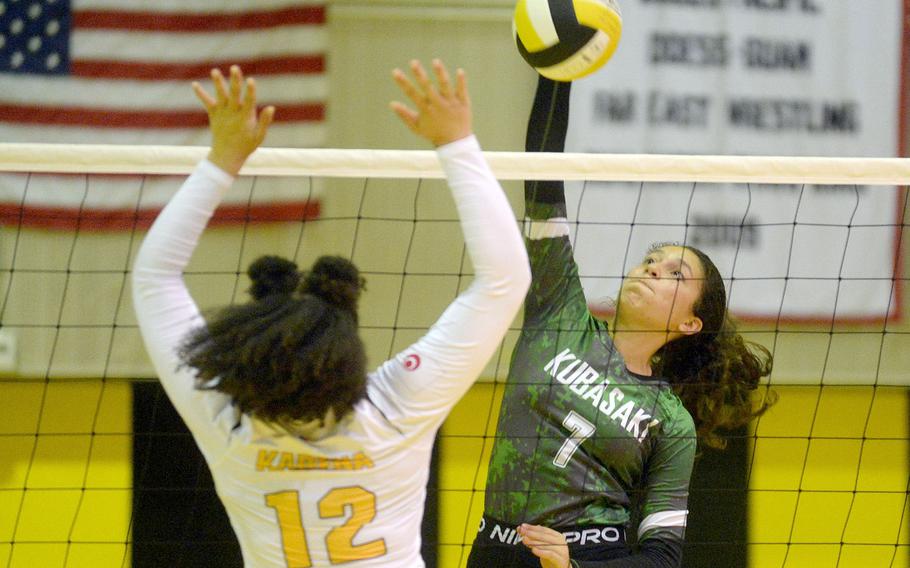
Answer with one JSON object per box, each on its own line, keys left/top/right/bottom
{"left": 522, "top": 75, "right": 592, "bottom": 327}
{"left": 525, "top": 76, "right": 572, "bottom": 218}
{"left": 573, "top": 538, "right": 683, "bottom": 568}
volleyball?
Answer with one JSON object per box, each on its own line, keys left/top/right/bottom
{"left": 513, "top": 0, "right": 623, "bottom": 82}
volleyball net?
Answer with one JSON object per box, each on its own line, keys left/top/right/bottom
{"left": 0, "top": 143, "right": 906, "bottom": 568}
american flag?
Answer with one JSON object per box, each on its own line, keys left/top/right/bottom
{"left": 0, "top": 0, "right": 325, "bottom": 229}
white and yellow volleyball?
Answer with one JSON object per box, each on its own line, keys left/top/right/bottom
{"left": 513, "top": 0, "right": 623, "bottom": 82}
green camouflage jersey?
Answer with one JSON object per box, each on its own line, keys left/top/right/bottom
{"left": 482, "top": 79, "right": 696, "bottom": 544}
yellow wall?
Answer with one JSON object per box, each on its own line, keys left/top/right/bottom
{"left": 749, "top": 386, "right": 909, "bottom": 568}
{"left": 0, "top": 382, "right": 131, "bottom": 568}
{"left": 2, "top": 381, "right": 906, "bottom": 568}
{"left": 438, "top": 383, "right": 507, "bottom": 568}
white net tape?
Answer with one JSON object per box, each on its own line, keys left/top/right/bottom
{"left": 2, "top": 142, "right": 910, "bottom": 184}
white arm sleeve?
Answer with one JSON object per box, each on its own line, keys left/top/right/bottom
{"left": 368, "top": 135, "right": 531, "bottom": 433}
{"left": 131, "top": 160, "right": 238, "bottom": 456}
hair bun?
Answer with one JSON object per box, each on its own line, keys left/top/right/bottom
{"left": 303, "top": 256, "right": 363, "bottom": 312}
{"left": 247, "top": 256, "right": 301, "bottom": 300}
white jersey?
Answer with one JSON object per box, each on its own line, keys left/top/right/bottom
{"left": 132, "top": 135, "right": 530, "bottom": 568}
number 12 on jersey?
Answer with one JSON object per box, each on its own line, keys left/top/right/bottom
{"left": 265, "top": 486, "right": 387, "bottom": 567}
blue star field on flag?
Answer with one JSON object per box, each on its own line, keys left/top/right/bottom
{"left": 0, "top": 0, "right": 70, "bottom": 74}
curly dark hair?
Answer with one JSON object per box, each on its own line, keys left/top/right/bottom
{"left": 178, "top": 255, "right": 368, "bottom": 426}
{"left": 651, "top": 246, "right": 776, "bottom": 450}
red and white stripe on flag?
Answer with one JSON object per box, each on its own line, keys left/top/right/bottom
{"left": 0, "top": 0, "right": 325, "bottom": 230}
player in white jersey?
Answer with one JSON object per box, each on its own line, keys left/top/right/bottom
{"left": 132, "top": 60, "right": 530, "bottom": 568}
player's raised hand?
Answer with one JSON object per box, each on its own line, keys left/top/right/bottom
{"left": 390, "top": 59, "right": 472, "bottom": 147}
{"left": 193, "top": 65, "right": 275, "bottom": 176}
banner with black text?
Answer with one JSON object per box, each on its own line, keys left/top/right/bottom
{"left": 566, "top": 0, "right": 907, "bottom": 322}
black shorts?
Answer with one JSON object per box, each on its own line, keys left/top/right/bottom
{"left": 465, "top": 515, "right": 631, "bottom": 568}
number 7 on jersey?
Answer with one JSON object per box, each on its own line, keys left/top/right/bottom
{"left": 553, "top": 410, "right": 596, "bottom": 468}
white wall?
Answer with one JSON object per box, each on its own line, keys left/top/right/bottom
{"left": 326, "top": 0, "right": 536, "bottom": 151}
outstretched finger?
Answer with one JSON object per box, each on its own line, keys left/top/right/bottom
{"left": 392, "top": 68, "right": 425, "bottom": 107}
{"left": 254, "top": 105, "right": 276, "bottom": 145}
{"left": 229, "top": 65, "right": 244, "bottom": 107}
{"left": 433, "top": 59, "right": 453, "bottom": 98}
{"left": 455, "top": 68, "right": 469, "bottom": 105}
{"left": 410, "top": 59, "right": 440, "bottom": 103}
{"left": 211, "top": 68, "right": 229, "bottom": 105}
{"left": 242, "top": 77, "right": 258, "bottom": 114}
{"left": 192, "top": 82, "right": 217, "bottom": 110}
{"left": 389, "top": 101, "right": 419, "bottom": 131}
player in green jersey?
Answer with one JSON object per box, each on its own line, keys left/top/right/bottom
{"left": 465, "top": 77, "right": 774, "bottom": 568}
